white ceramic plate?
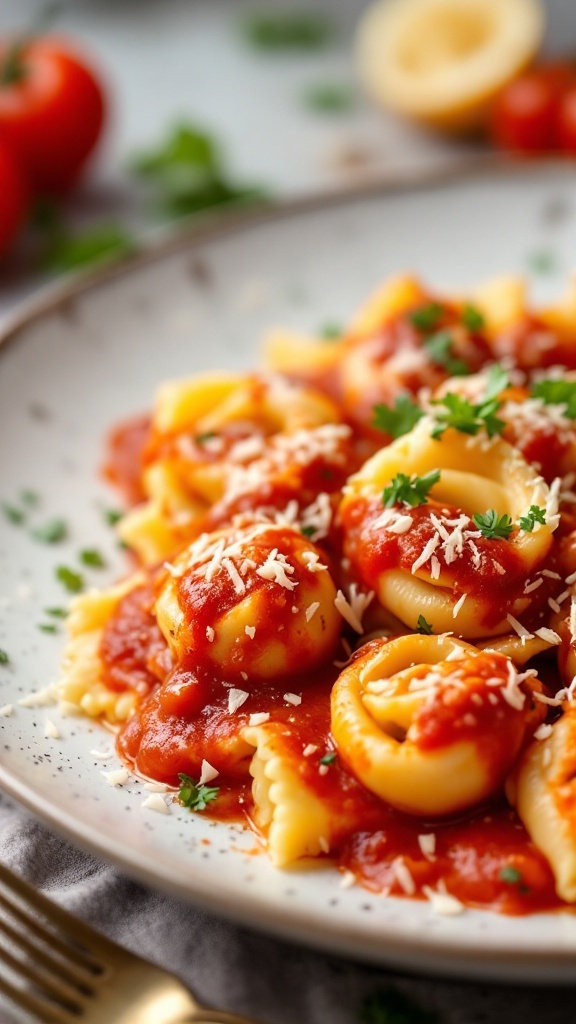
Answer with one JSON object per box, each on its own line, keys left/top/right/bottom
{"left": 2, "top": 162, "right": 576, "bottom": 984}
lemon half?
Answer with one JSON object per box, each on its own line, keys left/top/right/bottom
{"left": 356, "top": 0, "right": 545, "bottom": 132}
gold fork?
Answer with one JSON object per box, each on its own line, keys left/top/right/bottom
{"left": 0, "top": 862, "right": 264, "bottom": 1024}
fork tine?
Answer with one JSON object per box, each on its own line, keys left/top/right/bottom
{"left": 0, "top": 912, "right": 95, "bottom": 997}
{"left": 0, "top": 970, "right": 73, "bottom": 1024}
{"left": 0, "top": 863, "right": 105, "bottom": 969}
{"left": 0, "top": 939, "right": 84, "bottom": 1016}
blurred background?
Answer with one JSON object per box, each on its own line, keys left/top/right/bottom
{"left": 0, "top": 0, "right": 575, "bottom": 315}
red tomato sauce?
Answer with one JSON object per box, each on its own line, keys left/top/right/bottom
{"left": 103, "top": 414, "right": 151, "bottom": 506}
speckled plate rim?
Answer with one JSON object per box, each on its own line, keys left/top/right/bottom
{"left": 2, "top": 158, "right": 576, "bottom": 984}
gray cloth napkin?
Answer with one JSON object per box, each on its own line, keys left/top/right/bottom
{"left": 1, "top": 791, "right": 575, "bottom": 1024}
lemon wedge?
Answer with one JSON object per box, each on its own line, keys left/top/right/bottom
{"left": 356, "top": 0, "right": 545, "bottom": 132}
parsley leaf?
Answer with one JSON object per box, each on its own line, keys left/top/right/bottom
{"left": 131, "top": 124, "right": 268, "bottom": 220}
{"left": 423, "top": 330, "right": 469, "bottom": 376}
{"left": 103, "top": 508, "right": 123, "bottom": 526}
{"left": 431, "top": 365, "right": 509, "bottom": 440}
{"left": 499, "top": 865, "right": 523, "bottom": 885}
{"left": 38, "top": 623, "right": 58, "bottom": 634}
{"left": 519, "top": 505, "right": 547, "bottom": 532}
{"left": 318, "top": 322, "right": 343, "bottom": 340}
{"left": 32, "top": 519, "right": 67, "bottom": 544}
{"left": 319, "top": 752, "right": 337, "bottom": 765}
{"left": 526, "top": 249, "right": 556, "bottom": 275}
{"left": 300, "top": 525, "right": 317, "bottom": 538}
{"left": 242, "top": 12, "right": 332, "bottom": 50}
{"left": 80, "top": 548, "right": 106, "bottom": 569}
{"left": 178, "top": 773, "right": 220, "bottom": 811}
{"left": 303, "top": 82, "right": 354, "bottom": 113}
{"left": 531, "top": 379, "right": 576, "bottom": 418}
{"left": 2, "top": 504, "right": 25, "bottom": 525}
{"left": 195, "top": 431, "right": 217, "bottom": 444}
{"left": 415, "top": 615, "right": 433, "bottom": 635}
{"left": 409, "top": 303, "right": 443, "bottom": 333}
{"left": 383, "top": 470, "right": 440, "bottom": 508}
{"left": 461, "top": 303, "right": 485, "bottom": 331}
{"left": 45, "top": 607, "right": 68, "bottom": 618}
{"left": 372, "top": 396, "right": 425, "bottom": 439}
{"left": 43, "top": 223, "right": 136, "bottom": 274}
{"left": 473, "top": 510, "right": 514, "bottom": 540}
{"left": 20, "top": 489, "right": 40, "bottom": 507}
{"left": 0, "top": 649, "right": 9, "bottom": 665}
{"left": 361, "top": 987, "right": 439, "bottom": 1024}
{"left": 55, "top": 566, "right": 84, "bottom": 593}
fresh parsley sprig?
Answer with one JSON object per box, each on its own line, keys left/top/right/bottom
{"left": 531, "top": 379, "right": 576, "bottom": 418}
{"left": 473, "top": 510, "right": 514, "bottom": 540}
{"left": 409, "top": 303, "right": 444, "bottom": 332}
{"left": 372, "top": 395, "right": 424, "bottom": 439}
{"left": 461, "top": 303, "right": 485, "bottom": 332}
{"left": 519, "top": 505, "right": 547, "bottom": 532}
{"left": 431, "top": 364, "right": 509, "bottom": 440}
{"left": 423, "top": 331, "right": 469, "bottom": 376}
{"left": 178, "top": 773, "right": 220, "bottom": 811}
{"left": 415, "top": 615, "right": 433, "bottom": 635}
{"left": 383, "top": 470, "right": 440, "bottom": 509}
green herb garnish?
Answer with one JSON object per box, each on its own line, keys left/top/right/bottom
{"left": 461, "top": 303, "right": 485, "bottom": 332}
{"left": 178, "top": 773, "right": 220, "bottom": 811}
{"left": 372, "top": 395, "right": 425, "bottom": 439}
{"left": 43, "top": 223, "right": 136, "bottom": 274}
{"left": 195, "top": 431, "right": 217, "bottom": 444}
{"left": 131, "top": 123, "right": 268, "bottom": 220}
{"left": 319, "top": 752, "right": 337, "bottom": 765}
{"left": 300, "top": 525, "right": 317, "bottom": 538}
{"left": 0, "top": 649, "right": 9, "bottom": 665}
{"left": 2, "top": 504, "right": 25, "bottom": 525}
{"left": 423, "top": 330, "right": 469, "bottom": 376}
{"left": 38, "top": 623, "right": 58, "bottom": 634}
{"left": 318, "top": 322, "right": 343, "bottom": 340}
{"left": 80, "top": 548, "right": 106, "bottom": 568}
{"left": 45, "top": 607, "right": 68, "bottom": 619}
{"left": 415, "top": 615, "right": 433, "bottom": 635}
{"left": 519, "top": 505, "right": 547, "bottom": 532}
{"left": 526, "top": 250, "right": 556, "bottom": 275}
{"left": 55, "top": 566, "right": 84, "bottom": 593}
{"left": 499, "top": 865, "right": 523, "bottom": 885}
{"left": 531, "top": 379, "right": 576, "bottom": 418}
{"left": 32, "top": 519, "right": 67, "bottom": 544}
{"left": 431, "top": 364, "right": 508, "bottom": 440}
{"left": 103, "top": 508, "right": 123, "bottom": 526}
{"left": 20, "top": 489, "right": 40, "bottom": 507}
{"left": 473, "top": 510, "right": 514, "bottom": 540}
{"left": 242, "top": 12, "right": 332, "bottom": 50}
{"left": 409, "top": 303, "right": 443, "bottom": 333}
{"left": 383, "top": 470, "right": 440, "bottom": 509}
{"left": 361, "top": 986, "right": 439, "bottom": 1024}
{"left": 303, "top": 82, "right": 354, "bottom": 113}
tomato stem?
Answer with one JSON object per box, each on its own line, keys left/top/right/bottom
{"left": 0, "top": 1, "right": 64, "bottom": 87}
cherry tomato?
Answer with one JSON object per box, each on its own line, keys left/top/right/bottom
{"left": 0, "top": 140, "right": 29, "bottom": 255}
{"left": 557, "top": 85, "right": 576, "bottom": 153}
{"left": 491, "top": 63, "right": 575, "bottom": 153}
{"left": 0, "top": 36, "right": 106, "bottom": 194}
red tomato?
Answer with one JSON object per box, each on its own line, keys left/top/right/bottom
{"left": 0, "top": 140, "right": 29, "bottom": 255}
{"left": 491, "top": 63, "right": 575, "bottom": 153}
{"left": 557, "top": 85, "right": 576, "bottom": 153}
{"left": 0, "top": 36, "right": 106, "bottom": 194}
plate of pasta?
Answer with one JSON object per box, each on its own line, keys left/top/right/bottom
{"left": 3, "top": 162, "right": 576, "bottom": 981}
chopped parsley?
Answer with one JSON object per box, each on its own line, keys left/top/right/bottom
{"left": 303, "top": 82, "right": 354, "bottom": 113}
{"left": 361, "top": 987, "right": 439, "bottom": 1024}
{"left": 526, "top": 249, "right": 556, "bottom": 275}
{"left": 178, "top": 773, "right": 220, "bottom": 811}
{"left": 431, "top": 364, "right": 508, "bottom": 440}
{"left": 31, "top": 518, "right": 67, "bottom": 544}
{"left": 195, "top": 431, "right": 218, "bottom": 444}
{"left": 383, "top": 470, "right": 440, "bottom": 509}
{"left": 44, "top": 607, "right": 68, "bottom": 618}
{"left": 409, "top": 302, "right": 443, "bottom": 333}
{"left": 300, "top": 525, "right": 317, "bottom": 538}
{"left": 80, "top": 548, "right": 106, "bottom": 568}
{"left": 531, "top": 379, "right": 576, "bottom": 418}
{"left": 55, "top": 565, "right": 84, "bottom": 593}
{"left": 2, "top": 504, "right": 25, "bottom": 525}
{"left": 461, "top": 303, "right": 485, "bottom": 332}
{"left": 319, "top": 752, "right": 337, "bottom": 765}
{"left": 242, "top": 12, "right": 332, "bottom": 50}
{"left": 423, "top": 330, "right": 469, "bottom": 377}
{"left": 519, "top": 505, "right": 547, "bottom": 532}
{"left": 20, "top": 489, "right": 40, "bottom": 507}
{"left": 415, "top": 615, "right": 433, "bottom": 635}
{"left": 131, "top": 123, "right": 268, "bottom": 220}
{"left": 499, "top": 865, "right": 524, "bottom": 885}
{"left": 103, "top": 508, "right": 123, "bottom": 526}
{"left": 372, "top": 395, "right": 424, "bottom": 439}
{"left": 42, "top": 223, "right": 136, "bottom": 274}
{"left": 318, "top": 322, "right": 343, "bottom": 340}
{"left": 473, "top": 510, "right": 514, "bottom": 540}
{"left": 38, "top": 623, "right": 58, "bottom": 634}
{"left": 0, "top": 649, "right": 9, "bottom": 665}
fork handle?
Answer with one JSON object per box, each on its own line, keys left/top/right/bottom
{"left": 182, "top": 1012, "right": 265, "bottom": 1024}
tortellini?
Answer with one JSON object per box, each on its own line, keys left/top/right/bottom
{"left": 331, "top": 634, "right": 544, "bottom": 816}
{"left": 155, "top": 521, "right": 342, "bottom": 681}
{"left": 340, "top": 417, "right": 557, "bottom": 637}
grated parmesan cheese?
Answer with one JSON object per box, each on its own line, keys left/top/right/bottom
{"left": 142, "top": 794, "right": 170, "bottom": 814}
{"left": 305, "top": 602, "right": 320, "bottom": 622}
{"left": 44, "top": 719, "right": 60, "bottom": 739}
{"left": 248, "top": 712, "right": 270, "bottom": 726}
{"left": 284, "top": 692, "right": 302, "bottom": 706}
{"left": 228, "top": 688, "right": 249, "bottom": 713}
{"left": 199, "top": 759, "right": 219, "bottom": 784}
{"left": 101, "top": 768, "right": 131, "bottom": 788}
